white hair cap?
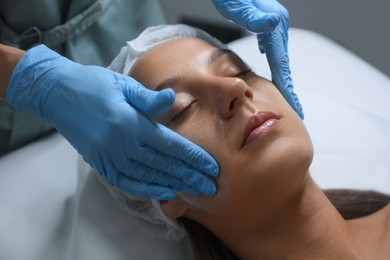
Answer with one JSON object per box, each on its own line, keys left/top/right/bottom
{"left": 103, "top": 24, "right": 227, "bottom": 241}
{"left": 107, "top": 24, "right": 228, "bottom": 75}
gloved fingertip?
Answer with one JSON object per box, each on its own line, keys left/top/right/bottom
{"left": 158, "top": 88, "right": 175, "bottom": 108}
{"left": 150, "top": 88, "right": 175, "bottom": 116}
{"left": 201, "top": 179, "right": 217, "bottom": 197}
{"left": 297, "top": 107, "right": 304, "bottom": 120}
{"left": 142, "top": 88, "right": 175, "bottom": 116}
{"left": 192, "top": 149, "right": 220, "bottom": 177}
{"left": 209, "top": 164, "right": 219, "bottom": 177}
{"left": 248, "top": 13, "right": 280, "bottom": 33}
{"left": 292, "top": 97, "right": 304, "bottom": 120}
{"left": 259, "top": 45, "right": 265, "bottom": 54}
{"left": 153, "top": 189, "right": 177, "bottom": 200}
{"left": 262, "top": 13, "right": 281, "bottom": 31}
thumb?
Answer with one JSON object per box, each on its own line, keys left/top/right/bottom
{"left": 123, "top": 78, "right": 175, "bottom": 116}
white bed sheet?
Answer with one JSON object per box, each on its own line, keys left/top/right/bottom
{"left": 0, "top": 28, "right": 389, "bottom": 260}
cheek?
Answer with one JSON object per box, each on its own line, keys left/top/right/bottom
{"left": 172, "top": 115, "right": 241, "bottom": 211}
{"left": 240, "top": 116, "right": 314, "bottom": 197}
{"left": 252, "top": 81, "right": 285, "bottom": 108}
{"left": 173, "top": 112, "right": 229, "bottom": 162}
{"left": 174, "top": 116, "right": 214, "bottom": 151}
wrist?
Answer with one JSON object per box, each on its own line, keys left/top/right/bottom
{"left": 0, "top": 44, "right": 25, "bottom": 99}
{"left": 6, "top": 45, "right": 65, "bottom": 120}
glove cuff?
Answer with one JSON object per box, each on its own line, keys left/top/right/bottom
{"left": 7, "top": 44, "right": 63, "bottom": 120}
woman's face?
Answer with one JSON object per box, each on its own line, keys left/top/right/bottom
{"left": 129, "top": 37, "right": 313, "bottom": 219}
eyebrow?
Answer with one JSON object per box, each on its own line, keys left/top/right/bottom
{"left": 154, "top": 48, "right": 233, "bottom": 91}
{"left": 155, "top": 77, "right": 181, "bottom": 91}
{"left": 208, "top": 48, "right": 233, "bottom": 65}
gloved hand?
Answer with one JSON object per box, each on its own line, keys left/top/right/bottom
{"left": 211, "top": 0, "right": 304, "bottom": 119}
{"left": 7, "top": 45, "right": 219, "bottom": 200}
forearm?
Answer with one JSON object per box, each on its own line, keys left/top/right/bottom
{"left": 0, "top": 44, "right": 25, "bottom": 99}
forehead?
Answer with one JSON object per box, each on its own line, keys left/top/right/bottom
{"left": 129, "top": 38, "right": 217, "bottom": 86}
{"left": 140, "top": 37, "right": 215, "bottom": 62}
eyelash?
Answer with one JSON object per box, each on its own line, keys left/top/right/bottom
{"left": 172, "top": 100, "right": 197, "bottom": 122}
{"left": 171, "top": 68, "right": 252, "bottom": 122}
{"left": 231, "top": 68, "right": 252, "bottom": 77}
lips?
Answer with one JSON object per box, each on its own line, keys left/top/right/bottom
{"left": 242, "top": 111, "right": 280, "bottom": 147}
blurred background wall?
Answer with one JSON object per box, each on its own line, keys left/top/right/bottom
{"left": 160, "top": 0, "right": 390, "bottom": 77}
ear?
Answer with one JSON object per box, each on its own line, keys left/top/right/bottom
{"left": 161, "top": 198, "right": 189, "bottom": 219}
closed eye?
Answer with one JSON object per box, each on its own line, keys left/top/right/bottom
{"left": 172, "top": 100, "right": 197, "bottom": 122}
{"left": 231, "top": 68, "right": 252, "bottom": 78}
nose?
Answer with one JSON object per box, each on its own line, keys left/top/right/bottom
{"left": 215, "top": 77, "right": 253, "bottom": 120}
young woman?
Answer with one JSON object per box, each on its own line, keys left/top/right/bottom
{"left": 102, "top": 24, "right": 390, "bottom": 259}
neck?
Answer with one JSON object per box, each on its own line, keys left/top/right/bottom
{"left": 211, "top": 175, "right": 362, "bottom": 259}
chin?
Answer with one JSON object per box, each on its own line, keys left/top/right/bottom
{"left": 244, "top": 132, "right": 314, "bottom": 191}
{"left": 274, "top": 134, "right": 313, "bottom": 180}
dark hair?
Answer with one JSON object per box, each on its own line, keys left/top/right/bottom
{"left": 177, "top": 189, "right": 390, "bottom": 260}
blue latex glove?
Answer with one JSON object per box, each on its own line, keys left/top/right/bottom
{"left": 211, "top": 0, "right": 304, "bottom": 119}
{"left": 7, "top": 45, "right": 219, "bottom": 200}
